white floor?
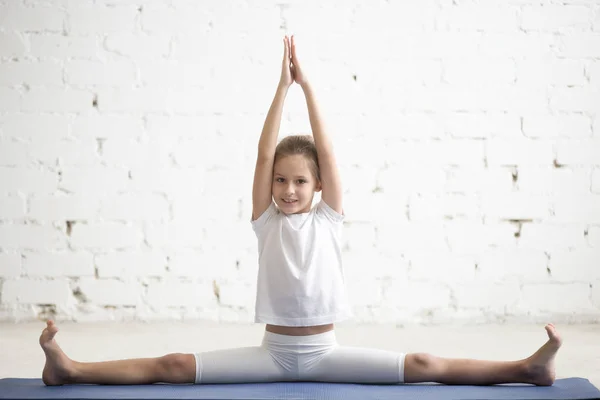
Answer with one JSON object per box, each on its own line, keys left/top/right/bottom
{"left": 1, "top": 321, "right": 599, "bottom": 388}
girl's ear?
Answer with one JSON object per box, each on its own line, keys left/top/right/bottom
{"left": 315, "top": 180, "right": 322, "bottom": 192}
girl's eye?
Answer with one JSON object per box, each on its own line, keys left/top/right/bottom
{"left": 298, "top": 180, "right": 306, "bottom": 184}
{"left": 276, "top": 178, "right": 284, "bottom": 183}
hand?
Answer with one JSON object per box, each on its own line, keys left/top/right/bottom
{"left": 290, "top": 35, "right": 309, "bottom": 88}
{"left": 279, "top": 36, "right": 293, "bottom": 88}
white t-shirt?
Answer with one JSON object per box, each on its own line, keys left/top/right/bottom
{"left": 251, "top": 200, "right": 352, "bottom": 326}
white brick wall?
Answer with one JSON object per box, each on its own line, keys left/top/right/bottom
{"left": 0, "top": 0, "right": 599, "bottom": 324}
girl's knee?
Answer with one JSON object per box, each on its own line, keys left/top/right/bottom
{"left": 157, "top": 353, "right": 196, "bottom": 382}
{"left": 407, "top": 353, "right": 445, "bottom": 374}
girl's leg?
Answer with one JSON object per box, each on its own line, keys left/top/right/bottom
{"left": 404, "top": 324, "right": 562, "bottom": 386}
{"left": 40, "top": 321, "right": 195, "bottom": 386}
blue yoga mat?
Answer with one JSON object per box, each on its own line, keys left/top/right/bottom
{"left": 1, "top": 378, "right": 599, "bottom": 400}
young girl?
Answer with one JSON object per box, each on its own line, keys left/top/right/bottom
{"left": 39, "top": 35, "right": 562, "bottom": 387}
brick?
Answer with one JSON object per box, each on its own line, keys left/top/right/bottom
{"left": 519, "top": 223, "right": 587, "bottom": 250}
{"left": 71, "top": 115, "right": 144, "bottom": 139}
{"left": 59, "top": 167, "right": 129, "bottom": 194}
{"left": 443, "top": 112, "right": 521, "bottom": 139}
{"left": 101, "top": 138, "right": 172, "bottom": 168}
{"left": 516, "top": 60, "right": 587, "bottom": 87}
{"left": 552, "top": 194, "right": 600, "bottom": 223}
{"left": 521, "top": 5, "right": 591, "bottom": 31}
{"left": 522, "top": 114, "right": 591, "bottom": 138}
{"left": 172, "top": 194, "right": 240, "bottom": 225}
{"left": 0, "top": 32, "right": 26, "bottom": 57}
{"left": 23, "top": 251, "right": 94, "bottom": 277}
{"left": 65, "top": 60, "right": 136, "bottom": 85}
{"left": 175, "top": 137, "right": 246, "bottom": 170}
{"left": 409, "top": 252, "right": 477, "bottom": 281}
{"left": 382, "top": 279, "right": 452, "bottom": 310}
{"left": 486, "top": 138, "right": 554, "bottom": 166}
{"left": 550, "top": 88, "right": 600, "bottom": 112}
{"left": 0, "top": 194, "right": 25, "bottom": 219}
{"left": 588, "top": 60, "right": 600, "bottom": 85}
{"left": 480, "top": 33, "right": 555, "bottom": 58}
{"left": 436, "top": 5, "right": 518, "bottom": 31}
{"left": 519, "top": 283, "right": 594, "bottom": 313}
{"left": 588, "top": 226, "right": 600, "bottom": 247}
{"left": 145, "top": 115, "right": 218, "bottom": 139}
{"left": 1, "top": 279, "right": 71, "bottom": 305}
{"left": 0, "top": 253, "right": 21, "bottom": 278}
{"left": 592, "top": 281, "right": 600, "bottom": 309}
{"left": 29, "top": 34, "right": 99, "bottom": 58}
{"left": 68, "top": 6, "right": 137, "bottom": 34}
{"left": 445, "top": 221, "right": 518, "bottom": 254}
{"left": 0, "top": 224, "right": 65, "bottom": 249}
{"left": 96, "top": 88, "right": 168, "bottom": 113}
{"left": 342, "top": 222, "right": 376, "bottom": 253}
{"left": 218, "top": 280, "right": 256, "bottom": 308}
{"left": 22, "top": 89, "right": 94, "bottom": 113}
{"left": 0, "top": 4, "right": 64, "bottom": 31}
{"left": 477, "top": 249, "right": 548, "bottom": 282}
{"left": 406, "top": 86, "right": 547, "bottom": 113}
{"left": 344, "top": 249, "right": 408, "bottom": 280}
{"left": 99, "top": 194, "right": 170, "bottom": 221}
{"left": 0, "top": 141, "right": 28, "bottom": 168}
{"left": 0, "top": 167, "right": 58, "bottom": 194}
{"left": 78, "top": 278, "right": 141, "bottom": 306}
{"left": 409, "top": 192, "right": 481, "bottom": 220}
{"left": 383, "top": 139, "right": 484, "bottom": 167}
{"left": 445, "top": 167, "right": 514, "bottom": 193}
{"left": 481, "top": 192, "right": 551, "bottom": 219}
{"left": 167, "top": 248, "right": 238, "bottom": 280}
{"left": 555, "top": 139, "right": 600, "bottom": 165}
{"left": 337, "top": 165, "right": 378, "bottom": 195}
{"left": 104, "top": 34, "right": 170, "bottom": 59}
{"left": 343, "top": 191, "right": 409, "bottom": 225}
{"left": 0, "top": 62, "right": 63, "bottom": 86}
{"left": 346, "top": 277, "right": 382, "bottom": 307}
{"left": 145, "top": 280, "right": 216, "bottom": 308}
{"left": 443, "top": 58, "right": 515, "bottom": 85}
{"left": 549, "top": 249, "right": 600, "bottom": 281}
{"left": 141, "top": 5, "right": 212, "bottom": 33}
{"left": 128, "top": 166, "right": 205, "bottom": 194}
{"left": 593, "top": 167, "right": 600, "bottom": 193}
{"left": 0, "top": 115, "right": 70, "bottom": 139}
{"left": 452, "top": 282, "right": 521, "bottom": 310}
{"left": 0, "top": 89, "right": 22, "bottom": 112}
{"left": 69, "top": 223, "right": 143, "bottom": 249}
{"left": 517, "top": 166, "right": 591, "bottom": 193}
{"left": 144, "top": 221, "right": 204, "bottom": 248}
{"left": 139, "top": 61, "right": 210, "bottom": 87}
{"left": 96, "top": 251, "right": 167, "bottom": 278}
{"left": 209, "top": 3, "right": 282, "bottom": 35}
{"left": 10, "top": 137, "right": 98, "bottom": 167}
{"left": 556, "top": 34, "right": 600, "bottom": 58}
{"left": 377, "top": 221, "right": 448, "bottom": 257}
{"left": 29, "top": 194, "right": 100, "bottom": 220}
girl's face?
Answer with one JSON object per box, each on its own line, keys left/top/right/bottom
{"left": 272, "top": 154, "right": 321, "bottom": 214}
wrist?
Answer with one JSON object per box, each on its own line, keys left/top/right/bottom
{"left": 277, "top": 81, "right": 291, "bottom": 92}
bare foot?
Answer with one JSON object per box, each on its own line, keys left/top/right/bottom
{"left": 523, "top": 323, "right": 562, "bottom": 386}
{"left": 39, "top": 320, "right": 76, "bottom": 386}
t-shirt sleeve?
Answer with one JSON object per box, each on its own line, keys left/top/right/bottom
{"left": 316, "top": 199, "right": 345, "bottom": 224}
{"left": 251, "top": 201, "right": 278, "bottom": 236}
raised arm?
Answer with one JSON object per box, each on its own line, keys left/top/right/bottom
{"left": 252, "top": 36, "right": 294, "bottom": 221}
{"left": 291, "top": 36, "right": 343, "bottom": 215}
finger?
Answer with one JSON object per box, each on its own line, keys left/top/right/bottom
{"left": 283, "top": 36, "right": 289, "bottom": 60}
{"left": 291, "top": 35, "right": 297, "bottom": 61}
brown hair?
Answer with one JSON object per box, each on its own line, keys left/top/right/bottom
{"left": 274, "top": 135, "right": 320, "bottom": 181}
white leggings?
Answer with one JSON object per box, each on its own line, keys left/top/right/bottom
{"left": 193, "top": 330, "right": 406, "bottom": 384}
